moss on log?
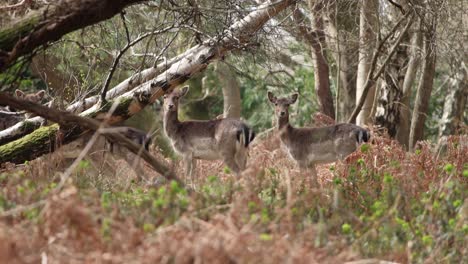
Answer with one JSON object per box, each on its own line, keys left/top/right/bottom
{"left": 0, "top": 125, "right": 59, "bottom": 164}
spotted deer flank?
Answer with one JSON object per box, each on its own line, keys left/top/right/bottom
{"left": 163, "top": 86, "right": 255, "bottom": 183}
{"left": 268, "top": 91, "right": 370, "bottom": 186}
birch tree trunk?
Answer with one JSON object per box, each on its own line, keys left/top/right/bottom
{"left": 409, "top": 24, "right": 437, "bottom": 150}
{"left": 215, "top": 62, "right": 241, "bottom": 118}
{"left": 0, "top": 0, "right": 295, "bottom": 163}
{"left": 355, "top": 0, "right": 378, "bottom": 126}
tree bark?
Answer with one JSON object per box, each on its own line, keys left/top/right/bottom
{"left": 374, "top": 10, "right": 411, "bottom": 137}
{"left": 355, "top": 0, "right": 378, "bottom": 126}
{"left": 306, "top": 1, "right": 335, "bottom": 119}
{"left": 0, "top": 0, "right": 144, "bottom": 71}
{"left": 292, "top": 4, "right": 335, "bottom": 119}
{"left": 438, "top": 62, "right": 467, "bottom": 137}
{"left": 396, "top": 22, "right": 422, "bottom": 148}
{"left": 0, "top": 0, "right": 295, "bottom": 163}
{"left": 322, "top": 0, "right": 360, "bottom": 122}
{"left": 324, "top": 16, "right": 357, "bottom": 122}
{"left": 409, "top": 25, "right": 437, "bottom": 151}
{"left": 215, "top": 62, "right": 241, "bottom": 118}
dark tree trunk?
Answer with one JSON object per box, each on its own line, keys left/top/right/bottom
{"left": 409, "top": 25, "right": 437, "bottom": 150}
{"left": 374, "top": 33, "right": 410, "bottom": 137}
{"left": 396, "top": 21, "right": 422, "bottom": 148}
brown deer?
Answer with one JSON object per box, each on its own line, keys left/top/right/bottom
{"left": 268, "top": 92, "right": 370, "bottom": 185}
{"left": 163, "top": 86, "right": 255, "bottom": 182}
{"left": 0, "top": 90, "right": 47, "bottom": 130}
{"left": 14, "top": 89, "right": 46, "bottom": 117}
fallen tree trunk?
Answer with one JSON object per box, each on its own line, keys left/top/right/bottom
{"left": 0, "top": 0, "right": 145, "bottom": 71}
{"left": 0, "top": 93, "right": 182, "bottom": 185}
{"left": 0, "top": 0, "right": 295, "bottom": 164}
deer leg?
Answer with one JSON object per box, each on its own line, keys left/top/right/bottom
{"left": 125, "top": 152, "right": 145, "bottom": 182}
{"left": 310, "top": 163, "right": 319, "bottom": 187}
{"left": 223, "top": 156, "right": 241, "bottom": 176}
{"left": 297, "top": 161, "right": 319, "bottom": 187}
{"left": 234, "top": 148, "right": 248, "bottom": 172}
{"left": 183, "top": 153, "right": 195, "bottom": 185}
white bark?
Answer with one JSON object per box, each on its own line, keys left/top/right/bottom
{"left": 355, "top": 0, "right": 378, "bottom": 126}
{"left": 438, "top": 62, "right": 467, "bottom": 137}
{"left": 215, "top": 62, "right": 241, "bottom": 118}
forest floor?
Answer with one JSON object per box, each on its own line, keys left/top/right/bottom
{"left": 0, "top": 134, "right": 466, "bottom": 263}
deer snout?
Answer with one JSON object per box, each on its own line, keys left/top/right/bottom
{"left": 168, "top": 104, "right": 174, "bottom": 110}
{"left": 280, "top": 111, "right": 286, "bottom": 116}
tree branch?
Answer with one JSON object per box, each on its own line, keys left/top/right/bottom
{"left": 99, "top": 25, "right": 175, "bottom": 105}
{"left": 348, "top": 11, "right": 413, "bottom": 123}
{"left": 0, "top": 93, "right": 183, "bottom": 186}
{"left": 0, "top": 0, "right": 146, "bottom": 72}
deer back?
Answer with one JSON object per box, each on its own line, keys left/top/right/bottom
{"left": 281, "top": 123, "right": 369, "bottom": 164}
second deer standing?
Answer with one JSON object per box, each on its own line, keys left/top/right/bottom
{"left": 268, "top": 92, "right": 370, "bottom": 186}
{"left": 163, "top": 86, "right": 255, "bottom": 182}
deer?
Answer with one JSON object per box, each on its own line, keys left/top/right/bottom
{"left": 13, "top": 89, "right": 47, "bottom": 117}
{"left": 0, "top": 90, "right": 47, "bottom": 130}
{"left": 267, "top": 91, "right": 370, "bottom": 186}
{"left": 60, "top": 126, "right": 152, "bottom": 181}
{"left": 163, "top": 86, "right": 255, "bottom": 182}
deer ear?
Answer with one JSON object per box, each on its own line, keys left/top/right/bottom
{"left": 290, "top": 93, "right": 298, "bottom": 104}
{"left": 180, "top": 86, "right": 189, "bottom": 97}
{"left": 15, "top": 90, "right": 25, "bottom": 98}
{"left": 36, "top": 90, "right": 46, "bottom": 100}
{"left": 267, "top": 91, "right": 277, "bottom": 104}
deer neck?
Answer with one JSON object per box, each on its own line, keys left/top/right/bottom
{"left": 277, "top": 114, "right": 292, "bottom": 137}
{"left": 163, "top": 109, "right": 180, "bottom": 136}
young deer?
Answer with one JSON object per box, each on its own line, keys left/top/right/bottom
{"left": 14, "top": 89, "right": 46, "bottom": 117}
{"left": 0, "top": 90, "right": 47, "bottom": 130}
{"left": 163, "top": 86, "right": 255, "bottom": 181}
{"left": 268, "top": 92, "right": 370, "bottom": 185}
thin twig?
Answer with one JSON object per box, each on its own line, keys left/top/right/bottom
{"left": 99, "top": 25, "right": 175, "bottom": 104}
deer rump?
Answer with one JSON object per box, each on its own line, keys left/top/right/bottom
{"left": 168, "top": 118, "right": 255, "bottom": 161}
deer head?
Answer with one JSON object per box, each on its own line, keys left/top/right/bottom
{"left": 163, "top": 86, "right": 189, "bottom": 113}
{"left": 267, "top": 91, "right": 298, "bottom": 118}
{"left": 15, "top": 90, "right": 46, "bottom": 103}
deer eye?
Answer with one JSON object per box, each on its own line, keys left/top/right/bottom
{"left": 163, "top": 95, "right": 167, "bottom": 99}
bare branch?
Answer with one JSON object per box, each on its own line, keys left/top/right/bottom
{"left": 348, "top": 11, "right": 414, "bottom": 123}
{"left": 99, "top": 25, "right": 175, "bottom": 105}
{"left": 0, "top": 93, "right": 183, "bottom": 186}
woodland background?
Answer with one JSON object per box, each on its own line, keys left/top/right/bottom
{"left": 0, "top": 0, "right": 466, "bottom": 263}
